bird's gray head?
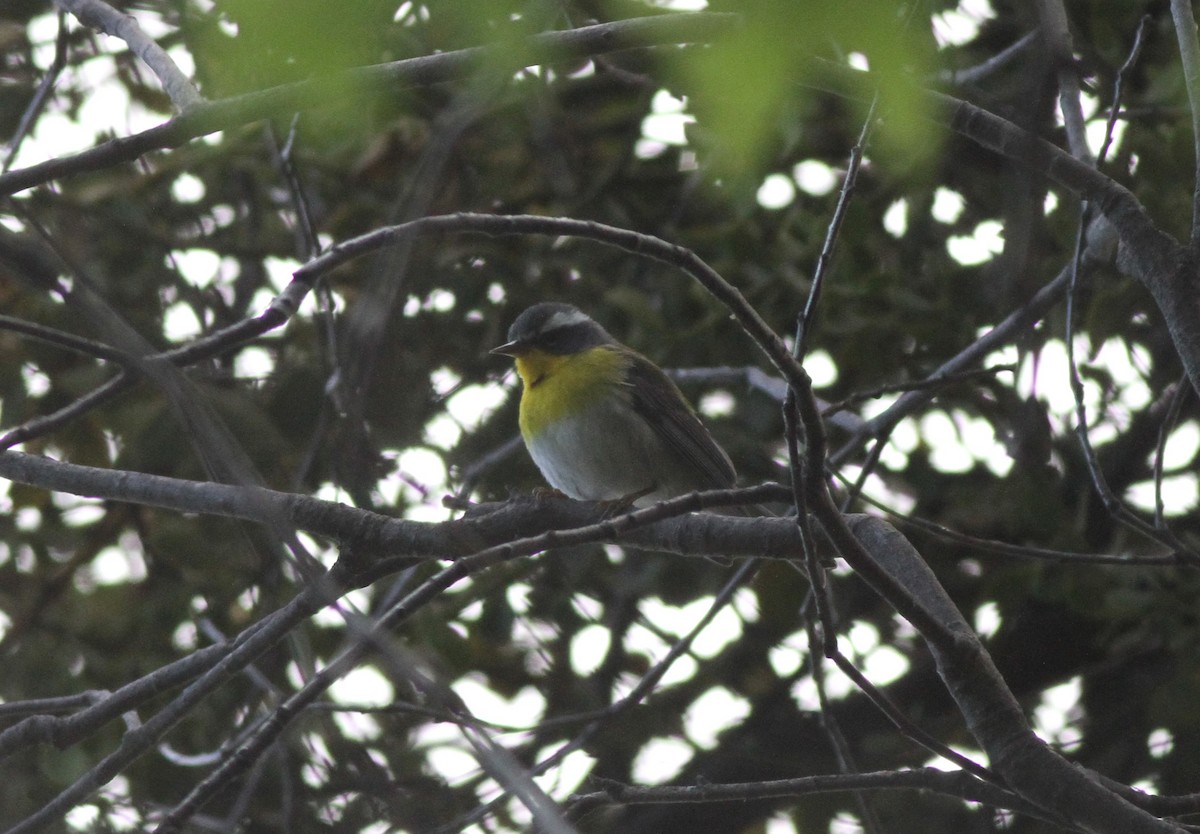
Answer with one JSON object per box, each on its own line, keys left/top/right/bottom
{"left": 493, "top": 303, "right": 616, "bottom": 356}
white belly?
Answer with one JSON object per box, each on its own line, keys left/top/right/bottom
{"left": 526, "top": 399, "right": 664, "bottom": 503}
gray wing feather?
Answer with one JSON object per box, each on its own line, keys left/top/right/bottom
{"left": 624, "top": 353, "right": 736, "bottom": 489}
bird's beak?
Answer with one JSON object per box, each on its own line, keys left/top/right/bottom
{"left": 490, "top": 340, "right": 524, "bottom": 357}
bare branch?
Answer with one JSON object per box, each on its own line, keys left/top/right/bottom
{"left": 1037, "top": 0, "right": 1094, "bottom": 163}
{"left": 3, "top": 585, "right": 328, "bottom": 834}
{"left": 808, "top": 60, "right": 1200, "bottom": 401}
{"left": 0, "top": 449, "right": 803, "bottom": 565}
{"left": 0, "top": 13, "right": 739, "bottom": 197}
{"left": 831, "top": 254, "right": 1081, "bottom": 466}
{"left": 54, "top": 0, "right": 203, "bottom": 111}
{"left": 0, "top": 314, "right": 136, "bottom": 365}
{"left": 796, "top": 96, "right": 875, "bottom": 357}
{"left": 938, "top": 30, "right": 1038, "bottom": 86}
{"left": 1098, "top": 15, "right": 1152, "bottom": 166}
{"left": 2, "top": 11, "right": 69, "bottom": 173}
{"left": 837, "top": 514, "right": 1184, "bottom": 834}
{"left": 295, "top": 212, "right": 806, "bottom": 396}
{"left": 568, "top": 767, "right": 1044, "bottom": 819}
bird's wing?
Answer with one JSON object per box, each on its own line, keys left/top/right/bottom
{"left": 624, "top": 351, "right": 737, "bottom": 489}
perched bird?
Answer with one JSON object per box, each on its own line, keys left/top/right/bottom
{"left": 492, "top": 302, "right": 736, "bottom": 507}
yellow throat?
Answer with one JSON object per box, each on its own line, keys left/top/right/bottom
{"left": 516, "top": 346, "right": 627, "bottom": 439}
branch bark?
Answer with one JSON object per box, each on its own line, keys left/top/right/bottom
{"left": 4, "top": 443, "right": 1185, "bottom": 831}
{"left": 809, "top": 58, "right": 1200, "bottom": 402}
{"left": 54, "top": 0, "right": 203, "bottom": 111}
{"left": 841, "top": 514, "right": 1183, "bottom": 833}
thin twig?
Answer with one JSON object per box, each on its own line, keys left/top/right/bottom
{"left": 1066, "top": 215, "right": 1187, "bottom": 555}
{"left": 438, "top": 559, "right": 765, "bottom": 833}
{"left": 831, "top": 262, "right": 1077, "bottom": 467}
{"left": 0, "top": 314, "right": 136, "bottom": 365}
{"left": 2, "top": 11, "right": 69, "bottom": 173}
{"left": 270, "top": 116, "right": 322, "bottom": 261}
{"left": 796, "top": 95, "right": 876, "bottom": 359}
{"left": 825, "top": 650, "right": 995, "bottom": 781}
{"left": 802, "top": 607, "right": 884, "bottom": 834}
{"left": 1038, "top": 0, "right": 1094, "bottom": 163}
{"left": 786, "top": 106, "right": 903, "bottom": 828}
{"left": 821, "top": 365, "right": 1015, "bottom": 420}
{"left": 840, "top": 434, "right": 887, "bottom": 512}
{"left": 1097, "top": 15, "right": 1152, "bottom": 167}
{"left": 1153, "top": 379, "right": 1191, "bottom": 530}
{"left": 1061, "top": 20, "right": 1195, "bottom": 560}
{"left": 939, "top": 30, "right": 1038, "bottom": 86}
{"left": 453, "top": 435, "right": 525, "bottom": 500}
{"left": 569, "top": 767, "right": 1049, "bottom": 820}
{"left": 856, "top": 487, "right": 1183, "bottom": 567}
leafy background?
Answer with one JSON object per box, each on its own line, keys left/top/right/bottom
{"left": 1, "top": 1, "right": 1198, "bottom": 832}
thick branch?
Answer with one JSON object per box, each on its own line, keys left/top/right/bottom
{"left": 842, "top": 515, "right": 1182, "bottom": 834}
{"left": 809, "top": 59, "right": 1200, "bottom": 401}
{"left": 54, "top": 0, "right": 203, "bottom": 111}
{"left": 0, "top": 450, "right": 803, "bottom": 563}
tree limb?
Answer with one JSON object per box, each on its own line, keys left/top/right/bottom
{"left": 840, "top": 514, "right": 1184, "bottom": 833}
{"left": 0, "top": 12, "right": 738, "bottom": 197}
{"left": 54, "top": 0, "right": 204, "bottom": 111}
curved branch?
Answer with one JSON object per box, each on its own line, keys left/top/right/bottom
{"left": 294, "top": 212, "right": 806, "bottom": 395}
{"left": 839, "top": 514, "right": 1183, "bottom": 834}
{"left": 55, "top": 0, "right": 203, "bottom": 111}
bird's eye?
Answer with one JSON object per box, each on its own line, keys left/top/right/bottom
{"left": 539, "top": 329, "right": 567, "bottom": 350}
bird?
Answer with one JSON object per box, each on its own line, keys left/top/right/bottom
{"left": 491, "top": 302, "right": 737, "bottom": 508}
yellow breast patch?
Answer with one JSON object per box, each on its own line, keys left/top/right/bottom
{"left": 517, "top": 346, "right": 627, "bottom": 438}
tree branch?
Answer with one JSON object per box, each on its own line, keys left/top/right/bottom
{"left": 3, "top": 584, "right": 329, "bottom": 834}
{"left": 0, "top": 449, "right": 802, "bottom": 565}
{"left": 569, "top": 767, "right": 1046, "bottom": 820}
{"left": 840, "top": 514, "right": 1184, "bottom": 833}
{"left": 809, "top": 58, "right": 1200, "bottom": 402}
{"left": 0, "top": 12, "right": 738, "bottom": 197}
{"left": 1037, "top": 0, "right": 1094, "bottom": 163}
{"left": 294, "top": 212, "right": 807, "bottom": 395}
{"left": 54, "top": 0, "right": 203, "bottom": 111}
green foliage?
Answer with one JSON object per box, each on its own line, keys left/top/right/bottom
{"left": 1, "top": 1, "right": 1199, "bottom": 832}
{"left": 682, "top": 0, "right": 939, "bottom": 179}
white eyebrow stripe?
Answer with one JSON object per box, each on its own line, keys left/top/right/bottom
{"left": 542, "top": 309, "right": 590, "bottom": 331}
